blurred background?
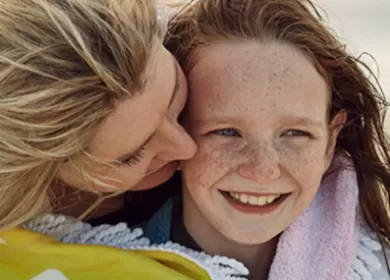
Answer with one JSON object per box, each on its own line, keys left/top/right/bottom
{"left": 315, "top": 0, "right": 390, "bottom": 128}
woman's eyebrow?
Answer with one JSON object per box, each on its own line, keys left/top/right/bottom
{"left": 168, "top": 58, "right": 179, "bottom": 109}
{"left": 114, "top": 58, "right": 179, "bottom": 165}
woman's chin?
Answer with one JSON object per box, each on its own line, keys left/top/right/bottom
{"left": 131, "top": 161, "right": 179, "bottom": 191}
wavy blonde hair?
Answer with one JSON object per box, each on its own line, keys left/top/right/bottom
{"left": 0, "top": 0, "right": 163, "bottom": 230}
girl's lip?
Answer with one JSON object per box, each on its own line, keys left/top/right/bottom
{"left": 221, "top": 191, "right": 290, "bottom": 215}
{"left": 220, "top": 190, "right": 292, "bottom": 196}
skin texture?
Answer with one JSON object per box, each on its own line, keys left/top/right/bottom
{"left": 59, "top": 46, "right": 197, "bottom": 193}
{"left": 181, "top": 40, "right": 345, "bottom": 278}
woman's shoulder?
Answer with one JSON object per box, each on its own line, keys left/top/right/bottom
{"left": 20, "top": 213, "right": 249, "bottom": 280}
{"left": 356, "top": 221, "right": 390, "bottom": 279}
{"left": 0, "top": 226, "right": 223, "bottom": 280}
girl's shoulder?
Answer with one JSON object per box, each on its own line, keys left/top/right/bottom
{"left": 140, "top": 196, "right": 178, "bottom": 244}
{"left": 373, "top": 247, "right": 390, "bottom": 279}
{"left": 357, "top": 221, "right": 390, "bottom": 279}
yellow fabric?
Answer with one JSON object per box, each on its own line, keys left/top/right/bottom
{"left": 0, "top": 228, "right": 210, "bottom": 280}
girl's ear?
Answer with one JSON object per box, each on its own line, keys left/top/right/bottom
{"left": 324, "top": 110, "right": 347, "bottom": 170}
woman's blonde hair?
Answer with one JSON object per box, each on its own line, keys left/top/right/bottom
{"left": 0, "top": 0, "right": 163, "bottom": 230}
{"left": 166, "top": 0, "right": 390, "bottom": 245}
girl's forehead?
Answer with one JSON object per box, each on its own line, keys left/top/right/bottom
{"left": 186, "top": 41, "right": 329, "bottom": 121}
{"left": 190, "top": 41, "right": 323, "bottom": 88}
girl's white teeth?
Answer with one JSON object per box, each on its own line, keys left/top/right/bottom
{"left": 229, "top": 192, "right": 280, "bottom": 206}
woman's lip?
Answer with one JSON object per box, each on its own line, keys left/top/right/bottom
{"left": 131, "top": 161, "right": 179, "bottom": 191}
{"left": 145, "top": 161, "right": 178, "bottom": 176}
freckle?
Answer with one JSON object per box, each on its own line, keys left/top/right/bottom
{"left": 222, "top": 65, "right": 230, "bottom": 73}
{"left": 213, "top": 220, "right": 223, "bottom": 232}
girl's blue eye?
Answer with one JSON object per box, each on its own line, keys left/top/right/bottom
{"left": 283, "top": 129, "right": 311, "bottom": 137}
{"left": 213, "top": 128, "right": 240, "bottom": 137}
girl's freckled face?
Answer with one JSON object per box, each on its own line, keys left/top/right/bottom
{"left": 180, "top": 40, "right": 339, "bottom": 244}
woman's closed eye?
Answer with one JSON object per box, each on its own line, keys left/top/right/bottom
{"left": 211, "top": 128, "right": 241, "bottom": 137}
{"left": 122, "top": 147, "right": 145, "bottom": 166}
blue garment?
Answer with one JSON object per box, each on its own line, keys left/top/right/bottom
{"left": 141, "top": 197, "right": 178, "bottom": 244}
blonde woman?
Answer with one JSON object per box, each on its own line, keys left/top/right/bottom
{"left": 0, "top": 0, "right": 247, "bottom": 279}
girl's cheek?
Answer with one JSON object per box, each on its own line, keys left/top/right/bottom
{"left": 183, "top": 140, "right": 244, "bottom": 189}
{"left": 279, "top": 142, "right": 328, "bottom": 186}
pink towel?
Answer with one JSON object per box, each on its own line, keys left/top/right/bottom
{"left": 268, "top": 154, "right": 359, "bottom": 280}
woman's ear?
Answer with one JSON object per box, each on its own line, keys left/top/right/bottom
{"left": 325, "top": 110, "right": 347, "bottom": 169}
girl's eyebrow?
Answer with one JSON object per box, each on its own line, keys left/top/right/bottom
{"left": 195, "top": 115, "right": 324, "bottom": 128}
{"left": 281, "top": 116, "right": 324, "bottom": 127}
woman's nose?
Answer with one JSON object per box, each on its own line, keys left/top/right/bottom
{"left": 156, "top": 118, "right": 197, "bottom": 161}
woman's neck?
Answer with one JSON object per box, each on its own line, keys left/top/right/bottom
{"left": 183, "top": 193, "right": 278, "bottom": 280}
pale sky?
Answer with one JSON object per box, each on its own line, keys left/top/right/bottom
{"left": 315, "top": 0, "right": 390, "bottom": 127}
